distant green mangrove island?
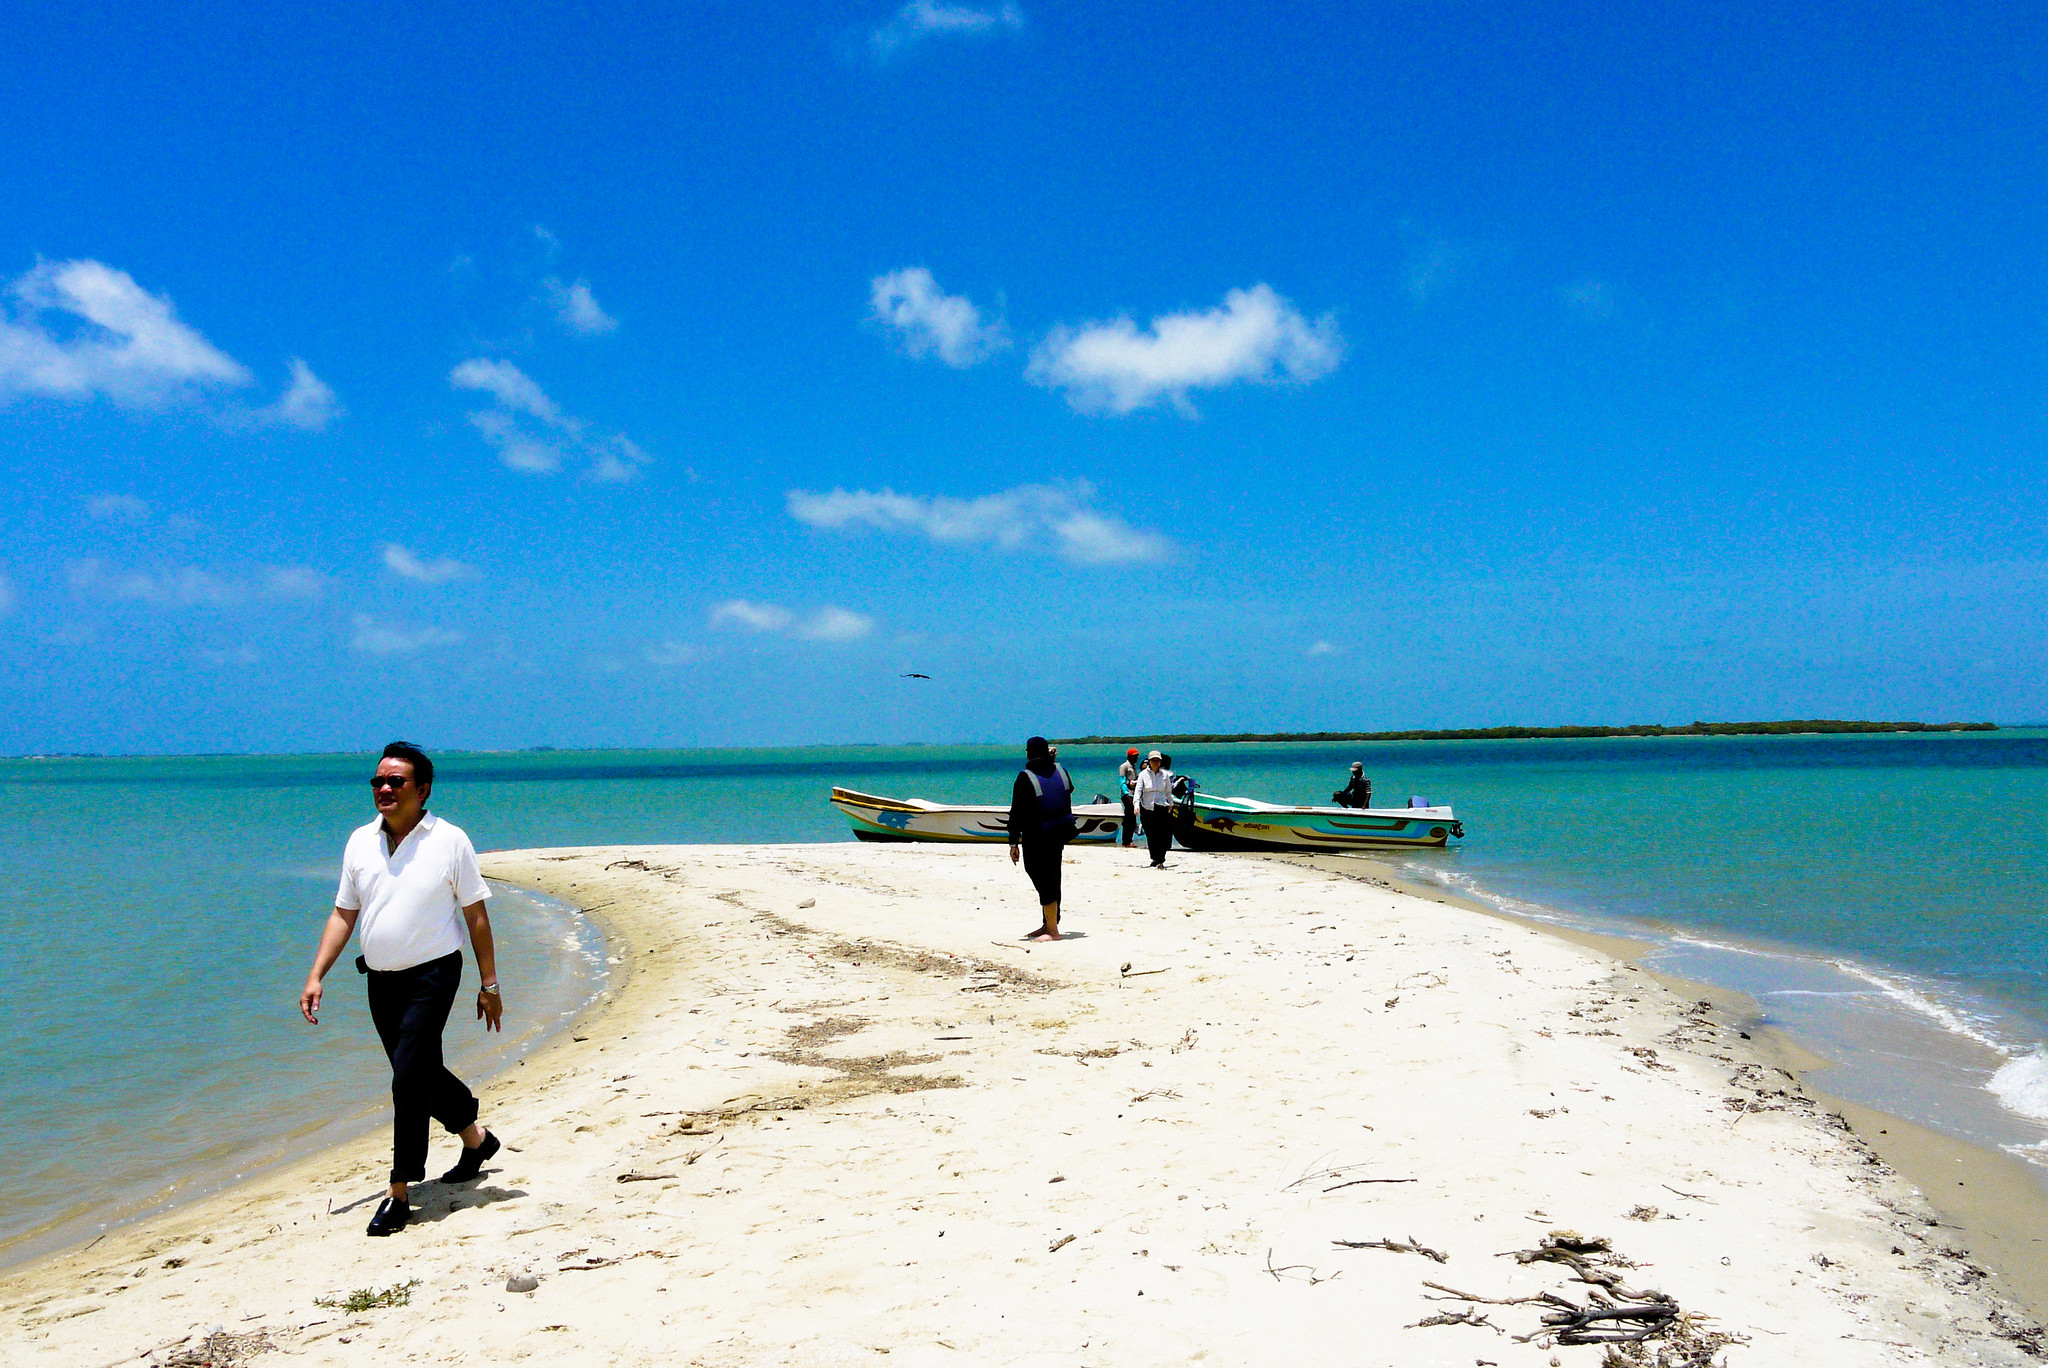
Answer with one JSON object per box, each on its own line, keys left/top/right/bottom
{"left": 1054, "top": 719, "right": 1998, "bottom": 746}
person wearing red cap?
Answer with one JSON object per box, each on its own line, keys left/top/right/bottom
{"left": 1117, "top": 746, "right": 1142, "bottom": 848}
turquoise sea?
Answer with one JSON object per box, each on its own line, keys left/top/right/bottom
{"left": 4, "top": 730, "right": 2046, "bottom": 1264}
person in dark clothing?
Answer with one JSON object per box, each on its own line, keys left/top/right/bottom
{"left": 1332, "top": 761, "right": 1373, "bottom": 808}
{"left": 1007, "top": 736, "right": 1076, "bottom": 940}
{"left": 1117, "top": 747, "right": 1141, "bottom": 847}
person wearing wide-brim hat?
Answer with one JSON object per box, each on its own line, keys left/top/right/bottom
{"left": 1131, "top": 749, "right": 1177, "bottom": 867}
{"left": 1007, "top": 736, "right": 1077, "bottom": 940}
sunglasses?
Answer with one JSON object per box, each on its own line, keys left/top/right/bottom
{"left": 369, "top": 775, "right": 415, "bottom": 790}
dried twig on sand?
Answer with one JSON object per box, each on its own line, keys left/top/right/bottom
{"left": 1408, "top": 1308, "right": 1497, "bottom": 1332}
{"left": 1334, "top": 1235, "right": 1448, "bottom": 1262}
{"left": 1263, "top": 1248, "right": 1341, "bottom": 1284}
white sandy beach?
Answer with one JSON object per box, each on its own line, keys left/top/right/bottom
{"left": 6, "top": 843, "right": 2044, "bottom": 1367}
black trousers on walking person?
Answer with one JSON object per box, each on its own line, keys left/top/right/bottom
{"left": 1140, "top": 804, "right": 1175, "bottom": 865}
{"left": 1020, "top": 840, "right": 1065, "bottom": 906}
{"left": 365, "top": 949, "right": 479, "bottom": 1184}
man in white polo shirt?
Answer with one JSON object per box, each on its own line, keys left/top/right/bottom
{"left": 299, "top": 740, "right": 505, "bottom": 1238}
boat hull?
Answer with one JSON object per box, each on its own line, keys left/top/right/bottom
{"left": 831, "top": 787, "right": 1126, "bottom": 845}
{"left": 1176, "top": 799, "right": 1463, "bottom": 852}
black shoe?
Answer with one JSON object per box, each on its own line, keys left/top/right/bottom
{"left": 439, "top": 1130, "right": 501, "bottom": 1183}
{"left": 366, "top": 1196, "right": 410, "bottom": 1237}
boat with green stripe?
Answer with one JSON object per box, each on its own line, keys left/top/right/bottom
{"left": 1174, "top": 792, "right": 1465, "bottom": 852}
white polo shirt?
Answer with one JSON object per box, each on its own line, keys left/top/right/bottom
{"left": 335, "top": 812, "right": 490, "bottom": 972}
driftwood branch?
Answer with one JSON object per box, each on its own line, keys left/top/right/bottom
{"left": 1423, "top": 1280, "right": 1574, "bottom": 1310}
{"left": 1334, "top": 1235, "right": 1448, "bottom": 1263}
{"left": 1324, "top": 1177, "right": 1418, "bottom": 1193}
{"left": 1532, "top": 1299, "right": 1679, "bottom": 1346}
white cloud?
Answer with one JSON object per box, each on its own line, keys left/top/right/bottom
{"left": 645, "top": 639, "right": 704, "bottom": 667}
{"left": 869, "top": 268, "right": 1007, "bottom": 367}
{"left": 68, "top": 559, "right": 324, "bottom": 608}
{"left": 466, "top": 409, "right": 564, "bottom": 474}
{"left": 262, "top": 358, "right": 344, "bottom": 429}
{"left": 709, "top": 599, "right": 795, "bottom": 633}
{"left": 869, "top": 0, "right": 1023, "bottom": 58}
{"left": 1306, "top": 640, "right": 1337, "bottom": 657}
{"left": 787, "top": 480, "right": 1170, "bottom": 565}
{"left": 451, "top": 358, "right": 565, "bottom": 426}
{"left": 795, "top": 606, "right": 875, "bottom": 642}
{"left": 381, "top": 543, "right": 478, "bottom": 585}
{"left": 87, "top": 493, "right": 152, "bottom": 523}
{"left": 1028, "top": 284, "right": 1340, "bottom": 416}
{"left": 351, "top": 613, "right": 464, "bottom": 655}
{"left": 588, "top": 435, "right": 652, "bottom": 484}
{"left": 0, "top": 259, "right": 252, "bottom": 408}
{"left": 546, "top": 277, "right": 617, "bottom": 335}
{"left": 262, "top": 567, "right": 325, "bottom": 599}
{"left": 708, "top": 599, "right": 873, "bottom": 642}
{"left": 450, "top": 358, "right": 650, "bottom": 482}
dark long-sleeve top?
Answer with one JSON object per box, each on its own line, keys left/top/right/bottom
{"left": 1006, "top": 760, "right": 1069, "bottom": 844}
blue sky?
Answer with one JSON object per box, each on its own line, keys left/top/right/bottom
{"left": 4, "top": 2, "right": 2045, "bottom": 752}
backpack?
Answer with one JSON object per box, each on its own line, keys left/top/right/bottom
{"left": 1023, "top": 764, "right": 1078, "bottom": 842}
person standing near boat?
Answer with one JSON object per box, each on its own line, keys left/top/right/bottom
{"left": 1132, "top": 749, "right": 1177, "bottom": 868}
{"left": 299, "top": 741, "right": 505, "bottom": 1238}
{"left": 1117, "top": 747, "right": 1142, "bottom": 848}
{"left": 1008, "top": 736, "right": 1076, "bottom": 940}
{"left": 1333, "top": 762, "right": 1373, "bottom": 808}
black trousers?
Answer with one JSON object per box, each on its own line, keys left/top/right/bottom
{"left": 1120, "top": 795, "right": 1137, "bottom": 845}
{"left": 1021, "top": 841, "right": 1064, "bottom": 905}
{"left": 366, "top": 949, "right": 479, "bottom": 1184}
{"left": 1140, "top": 805, "right": 1175, "bottom": 864}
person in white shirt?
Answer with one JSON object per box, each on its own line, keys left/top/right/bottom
{"left": 1131, "top": 750, "right": 1177, "bottom": 867}
{"left": 300, "top": 741, "right": 504, "bottom": 1238}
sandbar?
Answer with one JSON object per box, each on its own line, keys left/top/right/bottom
{"left": 5, "top": 843, "right": 2043, "bottom": 1366}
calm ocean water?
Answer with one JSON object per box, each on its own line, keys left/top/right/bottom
{"left": 4, "top": 730, "right": 2046, "bottom": 1262}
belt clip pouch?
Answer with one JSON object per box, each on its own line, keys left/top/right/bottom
{"left": 354, "top": 954, "right": 370, "bottom": 975}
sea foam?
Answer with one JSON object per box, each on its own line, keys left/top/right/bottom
{"left": 1989, "top": 1050, "right": 2048, "bottom": 1121}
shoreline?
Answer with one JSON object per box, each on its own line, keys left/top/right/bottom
{"left": 0, "top": 883, "right": 609, "bottom": 1275}
{"left": 7, "top": 843, "right": 2045, "bottom": 1365}
{"left": 1302, "top": 849, "right": 2048, "bottom": 1319}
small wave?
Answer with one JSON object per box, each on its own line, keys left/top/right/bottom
{"left": 1990, "top": 1050, "right": 2048, "bottom": 1121}
{"left": 1825, "top": 960, "right": 2006, "bottom": 1054}
{"left": 1666, "top": 933, "right": 1775, "bottom": 957}
{"left": 1756, "top": 989, "right": 1880, "bottom": 1000}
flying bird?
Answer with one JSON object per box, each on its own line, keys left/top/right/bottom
{"left": 901, "top": 672, "right": 932, "bottom": 679}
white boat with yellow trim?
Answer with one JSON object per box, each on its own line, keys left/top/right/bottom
{"left": 830, "top": 786, "right": 1127, "bottom": 844}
